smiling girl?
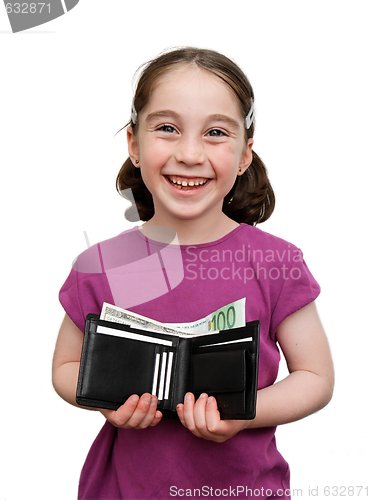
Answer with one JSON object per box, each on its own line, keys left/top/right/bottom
{"left": 53, "top": 47, "right": 334, "bottom": 499}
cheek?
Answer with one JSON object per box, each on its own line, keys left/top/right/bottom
{"left": 138, "top": 168, "right": 159, "bottom": 198}
{"left": 142, "top": 141, "right": 171, "bottom": 165}
{"left": 209, "top": 143, "right": 241, "bottom": 165}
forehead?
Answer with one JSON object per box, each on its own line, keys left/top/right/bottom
{"left": 146, "top": 64, "right": 241, "bottom": 117}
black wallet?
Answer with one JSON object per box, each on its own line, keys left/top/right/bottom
{"left": 76, "top": 314, "right": 260, "bottom": 420}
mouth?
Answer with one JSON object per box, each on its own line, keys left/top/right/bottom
{"left": 164, "top": 175, "right": 212, "bottom": 191}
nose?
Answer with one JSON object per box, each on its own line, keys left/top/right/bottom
{"left": 174, "top": 134, "right": 205, "bottom": 166}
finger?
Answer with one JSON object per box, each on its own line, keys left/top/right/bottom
{"left": 123, "top": 393, "right": 154, "bottom": 428}
{"left": 205, "top": 396, "right": 223, "bottom": 434}
{"left": 176, "top": 403, "right": 186, "bottom": 426}
{"left": 193, "top": 393, "right": 209, "bottom": 432}
{"left": 182, "top": 393, "right": 202, "bottom": 437}
{"left": 182, "top": 392, "right": 195, "bottom": 428}
{"left": 135, "top": 395, "right": 159, "bottom": 428}
{"left": 149, "top": 410, "right": 163, "bottom": 427}
{"left": 107, "top": 394, "right": 140, "bottom": 427}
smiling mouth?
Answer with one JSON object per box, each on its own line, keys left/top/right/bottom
{"left": 165, "top": 175, "right": 211, "bottom": 190}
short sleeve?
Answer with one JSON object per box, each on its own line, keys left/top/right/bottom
{"left": 270, "top": 249, "right": 320, "bottom": 338}
{"left": 59, "top": 267, "right": 85, "bottom": 332}
{"left": 58, "top": 244, "right": 115, "bottom": 333}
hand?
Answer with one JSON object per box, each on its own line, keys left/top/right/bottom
{"left": 176, "top": 392, "right": 248, "bottom": 443}
{"left": 100, "top": 393, "right": 162, "bottom": 429}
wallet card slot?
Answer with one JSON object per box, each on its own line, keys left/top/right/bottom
{"left": 164, "top": 351, "right": 174, "bottom": 399}
{"left": 151, "top": 352, "right": 161, "bottom": 396}
{"left": 198, "top": 337, "right": 252, "bottom": 348}
{"left": 96, "top": 324, "right": 172, "bottom": 346}
{"left": 191, "top": 348, "right": 246, "bottom": 393}
{"left": 157, "top": 351, "right": 168, "bottom": 400}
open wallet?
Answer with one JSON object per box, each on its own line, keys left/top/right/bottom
{"left": 76, "top": 314, "right": 260, "bottom": 420}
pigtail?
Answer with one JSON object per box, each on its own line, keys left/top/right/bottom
{"left": 116, "top": 158, "right": 154, "bottom": 222}
{"left": 222, "top": 151, "right": 275, "bottom": 225}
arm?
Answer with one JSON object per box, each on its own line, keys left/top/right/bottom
{"left": 176, "top": 301, "right": 334, "bottom": 441}
{"left": 52, "top": 313, "right": 86, "bottom": 408}
{"left": 246, "top": 300, "right": 334, "bottom": 427}
{"left": 52, "top": 313, "right": 163, "bottom": 427}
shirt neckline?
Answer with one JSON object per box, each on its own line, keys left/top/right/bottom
{"left": 134, "top": 223, "right": 248, "bottom": 249}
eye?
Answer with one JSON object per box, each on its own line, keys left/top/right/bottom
{"left": 207, "top": 129, "right": 227, "bottom": 137}
{"left": 156, "top": 124, "right": 177, "bottom": 134}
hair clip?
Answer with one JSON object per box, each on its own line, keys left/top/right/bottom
{"left": 245, "top": 101, "right": 254, "bottom": 129}
{"left": 131, "top": 103, "right": 137, "bottom": 124}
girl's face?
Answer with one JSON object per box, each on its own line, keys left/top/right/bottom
{"left": 127, "top": 64, "right": 253, "bottom": 226}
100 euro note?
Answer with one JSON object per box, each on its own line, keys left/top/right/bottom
{"left": 99, "top": 298, "right": 246, "bottom": 337}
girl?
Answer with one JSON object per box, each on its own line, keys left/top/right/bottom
{"left": 53, "top": 47, "right": 334, "bottom": 499}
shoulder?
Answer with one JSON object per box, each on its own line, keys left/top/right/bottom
{"left": 72, "top": 226, "right": 141, "bottom": 273}
{"left": 237, "top": 223, "right": 303, "bottom": 260}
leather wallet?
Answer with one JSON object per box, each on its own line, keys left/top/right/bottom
{"left": 76, "top": 314, "right": 260, "bottom": 420}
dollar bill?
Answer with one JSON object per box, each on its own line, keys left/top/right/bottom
{"left": 100, "top": 298, "right": 246, "bottom": 336}
{"left": 100, "top": 303, "right": 192, "bottom": 335}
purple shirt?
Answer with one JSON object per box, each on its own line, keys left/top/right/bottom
{"left": 59, "top": 223, "right": 320, "bottom": 499}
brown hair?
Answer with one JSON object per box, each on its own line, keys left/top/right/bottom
{"left": 115, "top": 47, "right": 275, "bottom": 225}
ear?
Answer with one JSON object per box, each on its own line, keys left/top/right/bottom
{"left": 127, "top": 126, "right": 140, "bottom": 167}
{"left": 238, "top": 138, "right": 254, "bottom": 176}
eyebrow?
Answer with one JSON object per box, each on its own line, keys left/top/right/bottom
{"left": 145, "top": 110, "right": 179, "bottom": 123}
{"left": 145, "top": 110, "right": 240, "bottom": 129}
{"left": 208, "top": 114, "right": 240, "bottom": 130}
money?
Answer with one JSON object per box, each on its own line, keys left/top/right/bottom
{"left": 100, "top": 303, "right": 192, "bottom": 335}
{"left": 100, "top": 298, "right": 246, "bottom": 337}
{"left": 164, "top": 298, "right": 246, "bottom": 333}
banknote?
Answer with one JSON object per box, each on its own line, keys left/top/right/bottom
{"left": 100, "top": 298, "right": 246, "bottom": 336}
{"left": 100, "top": 303, "right": 192, "bottom": 335}
{"left": 164, "top": 298, "right": 246, "bottom": 333}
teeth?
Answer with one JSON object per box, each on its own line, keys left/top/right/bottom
{"left": 168, "top": 176, "right": 208, "bottom": 187}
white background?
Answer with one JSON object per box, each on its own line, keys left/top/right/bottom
{"left": 1, "top": 1, "right": 371, "bottom": 499}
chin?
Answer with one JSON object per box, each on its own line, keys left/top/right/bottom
{"left": 171, "top": 212, "right": 201, "bottom": 221}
